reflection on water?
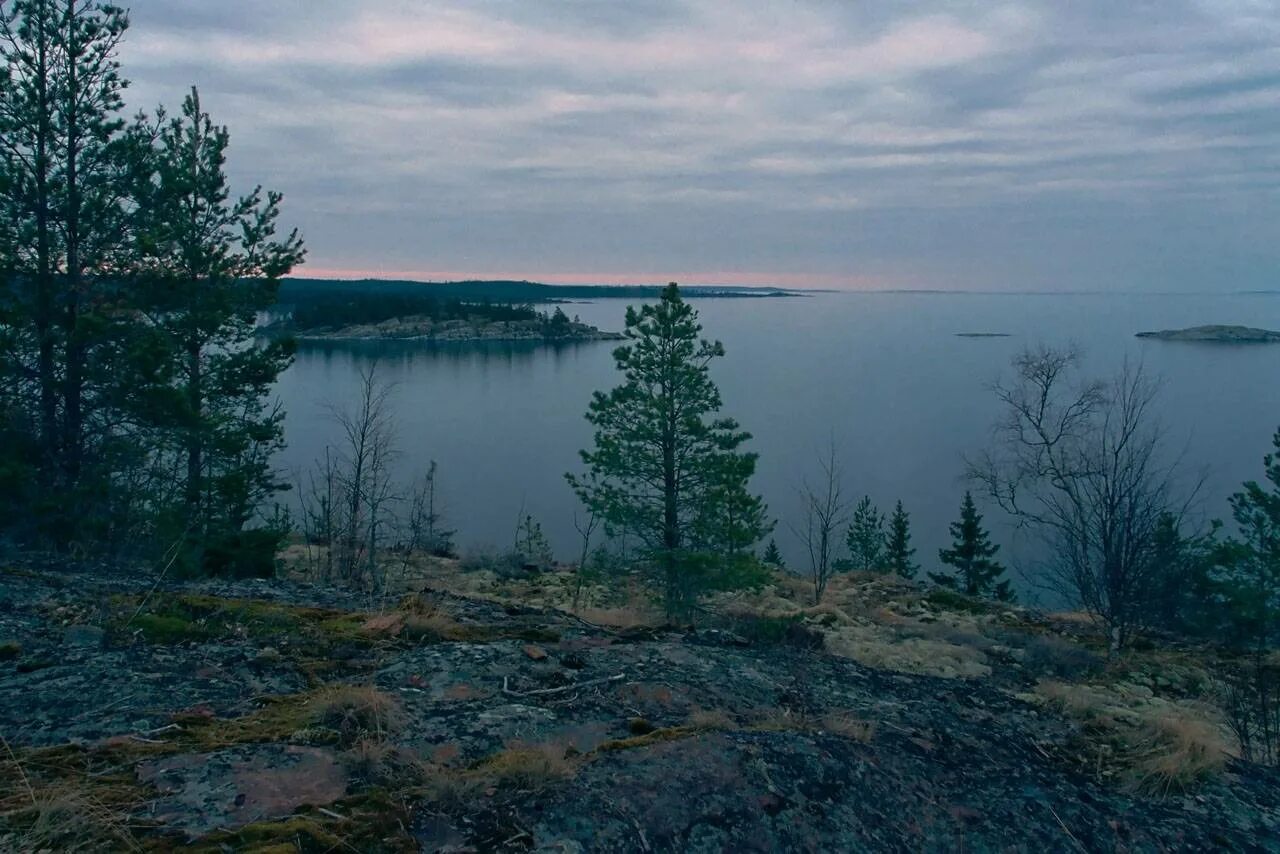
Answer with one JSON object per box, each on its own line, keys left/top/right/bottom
{"left": 274, "top": 292, "right": 1280, "bottom": 604}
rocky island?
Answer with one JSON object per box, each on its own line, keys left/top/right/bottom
{"left": 1136, "top": 324, "right": 1280, "bottom": 343}
{"left": 279, "top": 312, "right": 623, "bottom": 343}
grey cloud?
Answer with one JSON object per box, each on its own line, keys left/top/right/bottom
{"left": 116, "top": 0, "right": 1280, "bottom": 290}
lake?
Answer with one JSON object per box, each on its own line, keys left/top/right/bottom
{"left": 273, "top": 290, "right": 1280, "bottom": 602}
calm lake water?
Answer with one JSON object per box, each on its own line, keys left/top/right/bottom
{"left": 273, "top": 291, "right": 1280, "bottom": 602}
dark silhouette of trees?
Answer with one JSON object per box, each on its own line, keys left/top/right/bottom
{"left": 0, "top": 0, "right": 134, "bottom": 544}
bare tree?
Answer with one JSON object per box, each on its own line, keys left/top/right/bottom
{"left": 300, "top": 364, "right": 399, "bottom": 590}
{"left": 969, "top": 346, "right": 1198, "bottom": 653}
{"left": 792, "top": 443, "right": 850, "bottom": 604}
{"left": 572, "top": 508, "right": 601, "bottom": 610}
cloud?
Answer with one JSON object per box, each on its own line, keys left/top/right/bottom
{"left": 117, "top": 0, "right": 1280, "bottom": 290}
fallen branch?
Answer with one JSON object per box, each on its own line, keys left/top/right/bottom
{"left": 502, "top": 673, "right": 625, "bottom": 698}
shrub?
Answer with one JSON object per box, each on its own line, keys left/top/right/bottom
{"left": 1020, "top": 635, "right": 1105, "bottom": 681}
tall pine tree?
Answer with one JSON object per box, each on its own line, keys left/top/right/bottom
{"left": 930, "top": 491, "right": 1012, "bottom": 601}
{"left": 567, "top": 283, "right": 768, "bottom": 618}
{"left": 885, "top": 500, "right": 918, "bottom": 579}
{"left": 0, "top": 0, "right": 134, "bottom": 544}
{"left": 128, "top": 88, "right": 304, "bottom": 574}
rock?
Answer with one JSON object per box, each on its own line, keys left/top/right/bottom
{"left": 362, "top": 613, "right": 406, "bottom": 637}
{"left": 62, "top": 624, "right": 105, "bottom": 649}
{"left": 137, "top": 745, "right": 348, "bottom": 838}
{"left": 523, "top": 644, "right": 549, "bottom": 661}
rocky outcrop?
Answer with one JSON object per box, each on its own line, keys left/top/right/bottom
{"left": 2, "top": 562, "right": 1278, "bottom": 851}
{"left": 1136, "top": 324, "right": 1280, "bottom": 342}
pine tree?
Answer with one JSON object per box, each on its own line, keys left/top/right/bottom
{"left": 845, "top": 496, "right": 885, "bottom": 572}
{"left": 763, "top": 539, "right": 784, "bottom": 568}
{"left": 885, "top": 500, "right": 918, "bottom": 579}
{"left": 930, "top": 491, "right": 1012, "bottom": 601}
{"left": 128, "top": 87, "right": 304, "bottom": 573}
{"left": 567, "top": 283, "right": 768, "bottom": 617}
{"left": 0, "top": 0, "right": 134, "bottom": 543}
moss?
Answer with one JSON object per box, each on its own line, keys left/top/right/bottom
{"left": 0, "top": 640, "right": 21, "bottom": 660}
{"left": 131, "top": 614, "right": 215, "bottom": 645}
{"left": 184, "top": 791, "right": 416, "bottom": 853}
{"left": 596, "top": 726, "right": 698, "bottom": 752}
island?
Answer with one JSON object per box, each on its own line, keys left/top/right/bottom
{"left": 1135, "top": 324, "right": 1280, "bottom": 343}
{"left": 260, "top": 281, "right": 627, "bottom": 343}
{"left": 955, "top": 332, "right": 1011, "bottom": 338}
{"left": 279, "top": 311, "right": 623, "bottom": 343}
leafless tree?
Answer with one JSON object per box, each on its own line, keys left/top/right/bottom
{"left": 792, "top": 443, "right": 850, "bottom": 604}
{"left": 572, "top": 508, "right": 601, "bottom": 610}
{"left": 300, "top": 364, "right": 399, "bottom": 591}
{"left": 969, "top": 346, "right": 1199, "bottom": 653}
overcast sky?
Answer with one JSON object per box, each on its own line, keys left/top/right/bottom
{"left": 123, "top": 0, "right": 1278, "bottom": 291}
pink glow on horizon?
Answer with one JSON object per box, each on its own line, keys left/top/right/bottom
{"left": 297, "top": 267, "right": 907, "bottom": 291}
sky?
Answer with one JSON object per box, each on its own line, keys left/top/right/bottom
{"left": 122, "top": 0, "right": 1279, "bottom": 291}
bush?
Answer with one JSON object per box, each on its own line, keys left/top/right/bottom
{"left": 1020, "top": 635, "right": 1105, "bottom": 680}
{"left": 200, "top": 528, "right": 284, "bottom": 579}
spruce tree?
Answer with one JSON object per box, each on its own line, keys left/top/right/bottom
{"left": 845, "top": 496, "right": 885, "bottom": 572}
{"left": 885, "top": 500, "right": 918, "bottom": 579}
{"left": 763, "top": 539, "right": 784, "bottom": 568}
{"left": 129, "top": 87, "right": 304, "bottom": 573}
{"left": 930, "top": 491, "right": 1012, "bottom": 601}
{"left": 567, "top": 283, "right": 768, "bottom": 618}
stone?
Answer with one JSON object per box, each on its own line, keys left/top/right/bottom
{"left": 523, "top": 644, "right": 549, "bottom": 661}
{"left": 62, "top": 624, "right": 105, "bottom": 649}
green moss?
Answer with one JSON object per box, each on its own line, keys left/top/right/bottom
{"left": 0, "top": 640, "right": 21, "bottom": 660}
{"left": 131, "top": 614, "right": 215, "bottom": 645}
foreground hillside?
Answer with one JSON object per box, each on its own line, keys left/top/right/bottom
{"left": 1, "top": 559, "right": 1277, "bottom": 852}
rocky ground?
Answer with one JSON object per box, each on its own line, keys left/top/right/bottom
{"left": 1, "top": 558, "right": 1278, "bottom": 852}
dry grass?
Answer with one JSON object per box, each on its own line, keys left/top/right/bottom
{"left": 574, "top": 602, "right": 662, "bottom": 629}
{"left": 474, "top": 743, "right": 576, "bottom": 791}
{"left": 1036, "top": 680, "right": 1230, "bottom": 794}
{"left": 686, "top": 708, "right": 737, "bottom": 731}
{"left": 825, "top": 625, "right": 992, "bottom": 679}
{"left": 309, "top": 685, "right": 406, "bottom": 746}
{"left": 821, "top": 713, "right": 878, "bottom": 743}
{"left": 0, "top": 739, "right": 151, "bottom": 852}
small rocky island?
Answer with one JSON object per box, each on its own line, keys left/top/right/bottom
{"left": 1135, "top": 324, "right": 1280, "bottom": 343}
{"left": 281, "top": 312, "right": 623, "bottom": 343}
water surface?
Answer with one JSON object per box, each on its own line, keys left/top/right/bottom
{"left": 274, "top": 291, "right": 1280, "bottom": 601}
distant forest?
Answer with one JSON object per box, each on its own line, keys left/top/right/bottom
{"left": 277, "top": 277, "right": 798, "bottom": 305}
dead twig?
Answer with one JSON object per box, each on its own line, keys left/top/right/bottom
{"left": 1047, "top": 803, "right": 1087, "bottom": 853}
{"left": 502, "top": 673, "right": 625, "bottom": 698}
